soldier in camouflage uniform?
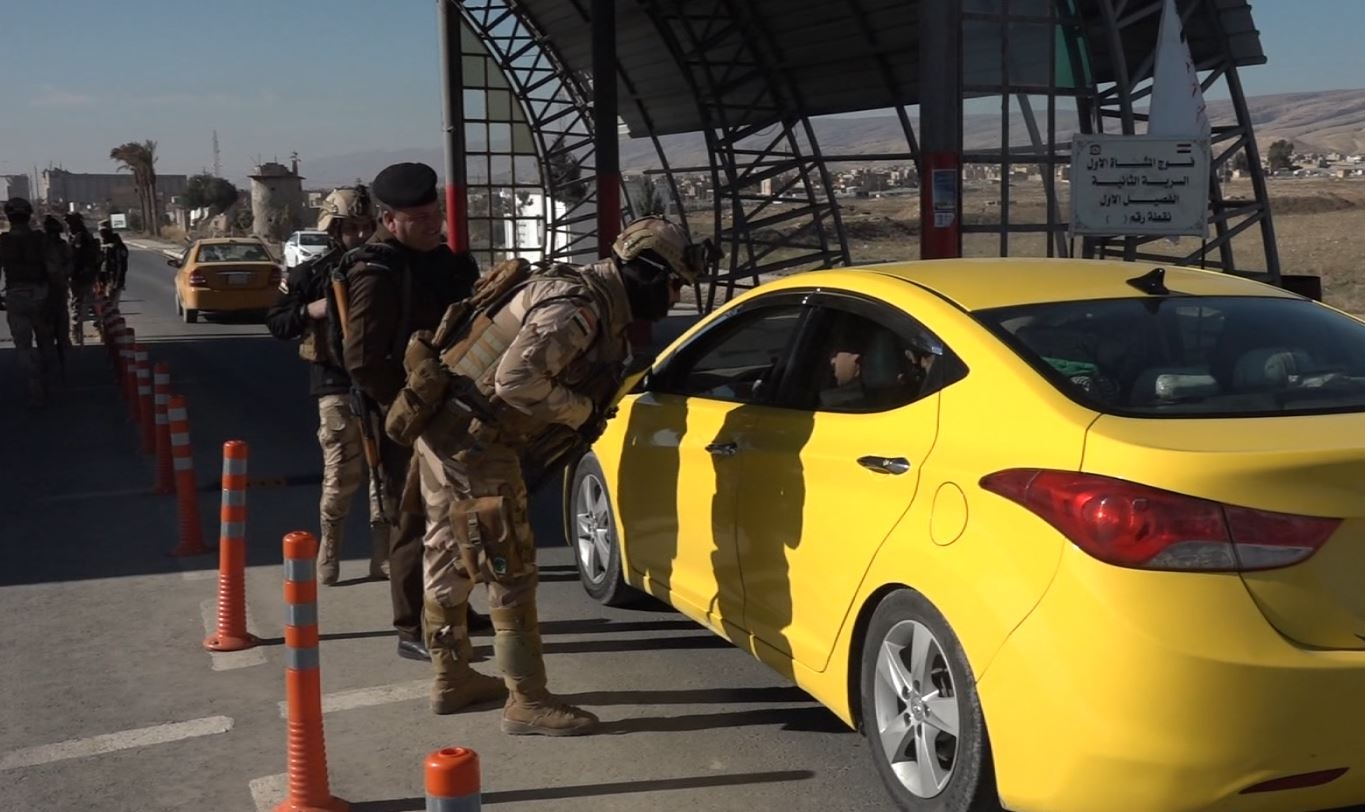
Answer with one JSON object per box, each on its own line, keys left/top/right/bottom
{"left": 266, "top": 187, "right": 387, "bottom": 585}
{"left": 410, "top": 216, "right": 707, "bottom": 735}
{"left": 1, "top": 198, "right": 58, "bottom": 408}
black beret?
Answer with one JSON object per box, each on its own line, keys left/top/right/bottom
{"left": 372, "top": 162, "right": 439, "bottom": 209}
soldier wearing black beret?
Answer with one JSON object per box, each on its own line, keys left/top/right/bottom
{"left": 336, "top": 161, "right": 485, "bottom": 664}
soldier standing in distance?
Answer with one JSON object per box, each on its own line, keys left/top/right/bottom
{"left": 1, "top": 198, "right": 58, "bottom": 408}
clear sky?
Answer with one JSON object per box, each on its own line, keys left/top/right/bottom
{"left": 1, "top": 0, "right": 1361, "bottom": 181}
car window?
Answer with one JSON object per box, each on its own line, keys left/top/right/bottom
{"left": 783, "top": 308, "right": 952, "bottom": 413}
{"left": 300, "top": 233, "right": 329, "bottom": 247}
{"left": 976, "top": 295, "right": 1365, "bottom": 417}
{"left": 198, "top": 243, "right": 270, "bottom": 263}
{"left": 654, "top": 304, "right": 806, "bottom": 404}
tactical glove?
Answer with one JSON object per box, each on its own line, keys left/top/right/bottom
{"left": 579, "top": 405, "right": 618, "bottom": 447}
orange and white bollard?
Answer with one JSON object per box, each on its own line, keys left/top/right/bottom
{"left": 112, "top": 324, "right": 131, "bottom": 386}
{"left": 168, "top": 394, "right": 209, "bottom": 557}
{"left": 119, "top": 330, "right": 137, "bottom": 408}
{"left": 425, "top": 747, "right": 481, "bottom": 811}
{"left": 276, "top": 531, "right": 348, "bottom": 812}
{"left": 135, "top": 345, "right": 155, "bottom": 453}
{"left": 153, "top": 364, "right": 175, "bottom": 495}
{"left": 205, "top": 441, "right": 260, "bottom": 652}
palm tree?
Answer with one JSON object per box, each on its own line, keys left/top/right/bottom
{"left": 109, "top": 140, "right": 159, "bottom": 235}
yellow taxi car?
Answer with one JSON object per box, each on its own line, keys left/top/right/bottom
{"left": 169, "top": 237, "right": 282, "bottom": 323}
{"left": 565, "top": 258, "right": 1365, "bottom": 812}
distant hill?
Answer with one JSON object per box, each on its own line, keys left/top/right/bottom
{"left": 292, "top": 89, "right": 1365, "bottom": 189}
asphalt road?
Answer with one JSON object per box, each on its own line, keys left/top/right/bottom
{"left": 0, "top": 246, "right": 892, "bottom": 811}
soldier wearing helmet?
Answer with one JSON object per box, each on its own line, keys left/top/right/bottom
{"left": 266, "top": 185, "right": 397, "bottom": 588}
{"left": 0, "top": 197, "right": 59, "bottom": 407}
{"left": 405, "top": 213, "right": 713, "bottom": 736}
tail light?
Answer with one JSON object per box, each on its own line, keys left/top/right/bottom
{"left": 188, "top": 272, "right": 207, "bottom": 287}
{"left": 979, "top": 469, "right": 1340, "bottom": 572}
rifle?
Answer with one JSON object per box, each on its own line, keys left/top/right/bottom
{"left": 331, "top": 266, "right": 391, "bottom": 525}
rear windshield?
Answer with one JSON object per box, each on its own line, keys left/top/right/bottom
{"left": 198, "top": 243, "right": 271, "bottom": 263}
{"left": 299, "top": 233, "right": 329, "bottom": 247}
{"left": 975, "top": 295, "right": 1365, "bottom": 417}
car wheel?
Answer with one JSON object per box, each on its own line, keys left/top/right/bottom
{"left": 859, "top": 590, "right": 1001, "bottom": 812}
{"left": 566, "top": 452, "right": 639, "bottom": 607}
{"left": 182, "top": 302, "right": 199, "bottom": 324}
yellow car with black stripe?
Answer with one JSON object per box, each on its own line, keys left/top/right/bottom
{"left": 565, "top": 258, "right": 1365, "bottom": 812}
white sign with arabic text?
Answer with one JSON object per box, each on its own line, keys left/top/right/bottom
{"left": 1070, "top": 135, "right": 1210, "bottom": 237}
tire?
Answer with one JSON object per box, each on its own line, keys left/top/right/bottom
{"left": 183, "top": 306, "right": 199, "bottom": 324}
{"left": 565, "top": 452, "right": 640, "bottom": 607}
{"left": 858, "top": 590, "right": 1002, "bottom": 812}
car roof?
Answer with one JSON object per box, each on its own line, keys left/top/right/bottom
{"left": 194, "top": 238, "right": 266, "bottom": 246}
{"left": 759, "top": 258, "right": 1302, "bottom": 312}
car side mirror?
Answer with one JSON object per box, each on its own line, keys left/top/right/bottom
{"left": 166, "top": 258, "right": 180, "bottom": 268}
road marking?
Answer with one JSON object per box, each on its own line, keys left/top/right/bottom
{"left": 277, "top": 679, "right": 429, "bottom": 718}
{"left": 39, "top": 487, "right": 152, "bottom": 504}
{"left": 0, "top": 716, "right": 233, "bottom": 771}
{"left": 248, "top": 773, "right": 287, "bottom": 812}
{"left": 200, "top": 598, "right": 269, "bottom": 670}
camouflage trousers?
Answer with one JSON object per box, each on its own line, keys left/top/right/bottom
{"left": 5, "top": 284, "right": 56, "bottom": 403}
{"left": 69, "top": 282, "right": 94, "bottom": 346}
{"left": 415, "top": 436, "right": 538, "bottom": 612}
{"left": 317, "top": 394, "right": 382, "bottom": 526}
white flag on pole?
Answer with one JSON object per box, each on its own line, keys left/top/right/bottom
{"left": 1148, "top": 0, "right": 1210, "bottom": 138}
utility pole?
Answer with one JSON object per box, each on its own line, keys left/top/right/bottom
{"left": 212, "top": 130, "right": 222, "bottom": 177}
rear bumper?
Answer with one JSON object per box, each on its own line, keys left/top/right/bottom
{"left": 183, "top": 288, "right": 279, "bottom": 312}
{"left": 980, "top": 546, "right": 1365, "bottom": 812}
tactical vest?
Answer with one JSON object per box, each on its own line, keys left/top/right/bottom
{"left": 295, "top": 246, "right": 345, "bottom": 366}
{"left": 0, "top": 228, "right": 50, "bottom": 287}
{"left": 444, "top": 260, "right": 621, "bottom": 408}
{"left": 386, "top": 259, "right": 627, "bottom": 460}
{"left": 70, "top": 232, "right": 100, "bottom": 284}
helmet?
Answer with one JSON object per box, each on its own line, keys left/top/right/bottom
{"left": 316, "top": 185, "right": 374, "bottom": 231}
{"left": 611, "top": 215, "right": 718, "bottom": 285}
{"left": 3, "top": 197, "right": 33, "bottom": 220}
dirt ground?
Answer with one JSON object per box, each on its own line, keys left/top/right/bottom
{"left": 822, "top": 177, "right": 1365, "bottom": 314}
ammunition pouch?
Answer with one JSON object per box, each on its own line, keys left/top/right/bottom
{"left": 450, "top": 495, "right": 523, "bottom": 584}
{"left": 384, "top": 357, "right": 451, "bottom": 447}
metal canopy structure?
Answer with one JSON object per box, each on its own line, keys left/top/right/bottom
{"left": 449, "top": 0, "right": 1280, "bottom": 311}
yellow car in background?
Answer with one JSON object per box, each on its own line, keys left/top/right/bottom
{"left": 566, "top": 258, "right": 1365, "bottom": 812}
{"left": 169, "top": 237, "right": 282, "bottom": 323}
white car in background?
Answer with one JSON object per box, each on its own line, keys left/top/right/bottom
{"left": 282, "top": 230, "right": 331, "bottom": 269}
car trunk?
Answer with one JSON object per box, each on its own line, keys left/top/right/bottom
{"left": 1083, "top": 412, "right": 1365, "bottom": 650}
{"left": 202, "top": 264, "right": 275, "bottom": 291}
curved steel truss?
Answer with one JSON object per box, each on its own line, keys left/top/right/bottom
{"left": 455, "top": 0, "right": 1278, "bottom": 311}
{"left": 961, "top": 0, "right": 1278, "bottom": 280}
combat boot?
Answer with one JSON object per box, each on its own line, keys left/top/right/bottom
{"left": 424, "top": 599, "right": 506, "bottom": 715}
{"left": 317, "top": 520, "right": 341, "bottom": 586}
{"left": 368, "top": 522, "right": 391, "bottom": 581}
{"left": 492, "top": 604, "right": 599, "bottom": 736}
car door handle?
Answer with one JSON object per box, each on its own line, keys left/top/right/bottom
{"left": 858, "top": 455, "right": 911, "bottom": 475}
{"left": 706, "top": 442, "right": 739, "bottom": 457}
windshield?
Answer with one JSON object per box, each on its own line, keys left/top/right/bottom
{"left": 299, "top": 233, "right": 329, "bottom": 247}
{"left": 197, "top": 243, "right": 272, "bottom": 263}
{"left": 976, "top": 295, "right": 1365, "bottom": 417}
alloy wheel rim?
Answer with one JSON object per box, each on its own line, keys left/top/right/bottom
{"left": 574, "top": 474, "right": 613, "bottom": 584}
{"left": 873, "top": 619, "right": 961, "bottom": 797}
